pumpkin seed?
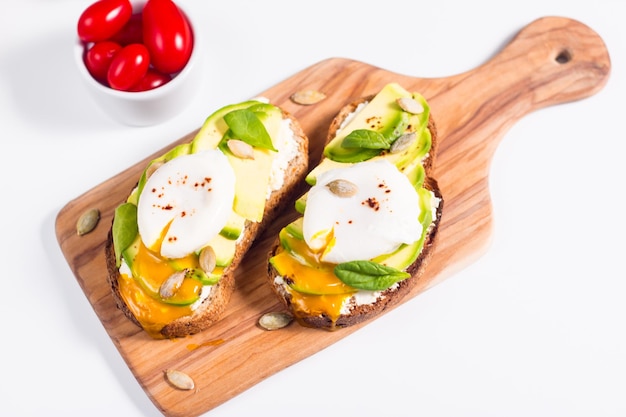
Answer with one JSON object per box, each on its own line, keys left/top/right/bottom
{"left": 227, "top": 139, "right": 255, "bottom": 159}
{"left": 396, "top": 97, "right": 424, "bottom": 114}
{"left": 390, "top": 132, "right": 417, "bottom": 154}
{"left": 164, "top": 369, "right": 195, "bottom": 391}
{"left": 326, "top": 179, "right": 358, "bottom": 198}
{"left": 290, "top": 90, "right": 326, "bottom": 105}
{"left": 258, "top": 311, "right": 293, "bottom": 330}
{"left": 76, "top": 208, "right": 100, "bottom": 236}
{"left": 160, "top": 270, "right": 187, "bottom": 299}
{"left": 199, "top": 246, "right": 216, "bottom": 274}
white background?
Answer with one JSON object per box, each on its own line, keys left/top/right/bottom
{"left": 1, "top": 0, "right": 625, "bottom": 416}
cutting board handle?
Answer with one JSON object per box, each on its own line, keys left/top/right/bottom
{"left": 430, "top": 16, "right": 611, "bottom": 150}
{"left": 423, "top": 16, "right": 610, "bottom": 277}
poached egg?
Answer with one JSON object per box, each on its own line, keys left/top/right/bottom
{"left": 303, "top": 159, "right": 422, "bottom": 264}
{"left": 137, "top": 149, "right": 236, "bottom": 259}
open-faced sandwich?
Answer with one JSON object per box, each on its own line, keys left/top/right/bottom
{"left": 267, "top": 83, "right": 443, "bottom": 330}
{"left": 105, "top": 99, "right": 309, "bottom": 339}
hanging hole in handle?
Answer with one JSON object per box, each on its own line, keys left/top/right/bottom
{"left": 555, "top": 49, "right": 572, "bottom": 64}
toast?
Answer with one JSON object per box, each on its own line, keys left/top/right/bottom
{"left": 105, "top": 100, "right": 309, "bottom": 339}
{"left": 267, "top": 83, "right": 443, "bottom": 330}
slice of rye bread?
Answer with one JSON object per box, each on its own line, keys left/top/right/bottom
{"left": 105, "top": 109, "right": 309, "bottom": 339}
{"left": 267, "top": 95, "right": 443, "bottom": 330}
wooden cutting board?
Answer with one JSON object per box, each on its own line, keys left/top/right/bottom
{"left": 55, "top": 16, "right": 610, "bottom": 417}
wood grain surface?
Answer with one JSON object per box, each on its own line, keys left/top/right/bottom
{"left": 55, "top": 16, "right": 610, "bottom": 417}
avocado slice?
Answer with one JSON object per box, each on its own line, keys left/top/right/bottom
{"left": 294, "top": 193, "right": 307, "bottom": 214}
{"left": 286, "top": 277, "right": 356, "bottom": 296}
{"left": 306, "top": 83, "right": 431, "bottom": 185}
{"left": 190, "top": 101, "right": 262, "bottom": 152}
{"left": 324, "top": 83, "right": 412, "bottom": 160}
{"left": 191, "top": 100, "right": 282, "bottom": 223}
{"left": 285, "top": 217, "right": 304, "bottom": 240}
{"left": 219, "top": 211, "right": 246, "bottom": 240}
{"left": 203, "top": 232, "right": 238, "bottom": 267}
{"left": 372, "top": 187, "right": 435, "bottom": 270}
{"left": 325, "top": 111, "right": 409, "bottom": 163}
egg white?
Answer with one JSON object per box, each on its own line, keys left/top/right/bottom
{"left": 137, "top": 149, "right": 236, "bottom": 259}
{"left": 303, "top": 159, "right": 422, "bottom": 264}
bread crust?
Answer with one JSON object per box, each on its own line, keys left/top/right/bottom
{"left": 267, "top": 96, "right": 442, "bottom": 330}
{"left": 105, "top": 109, "right": 309, "bottom": 338}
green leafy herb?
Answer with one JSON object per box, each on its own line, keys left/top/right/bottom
{"left": 334, "top": 260, "right": 410, "bottom": 291}
{"left": 341, "top": 129, "right": 391, "bottom": 150}
{"left": 112, "top": 203, "right": 138, "bottom": 267}
{"left": 223, "top": 108, "right": 277, "bottom": 151}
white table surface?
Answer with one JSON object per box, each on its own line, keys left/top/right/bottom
{"left": 1, "top": 1, "right": 625, "bottom": 416}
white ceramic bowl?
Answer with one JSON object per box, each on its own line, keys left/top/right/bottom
{"left": 74, "top": 0, "right": 202, "bottom": 126}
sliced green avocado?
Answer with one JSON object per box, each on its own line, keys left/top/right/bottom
{"left": 294, "top": 193, "right": 307, "bottom": 214}
{"left": 324, "top": 84, "right": 411, "bottom": 163}
{"left": 286, "top": 278, "right": 355, "bottom": 296}
{"left": 401, "top": 158, "right": 426, "bottom": 191}
{"left": 204, "top": 232, "right": 238, "bottom": 267}
{"left": 278, "top": 227, "right": 295, "bottom": 256}
{"left": 276, "top": 220, "right": 314, "bottom": 268}
{"left": 306, "top": 84, "right": 431, "bottom": 185}
{"left": 285, "top": 217, "right": 304, "bottom": 240}
{"left": 186, "top": 268, "right": 220, "bottom": 286}
{"left": 191, "top": 100, "right": 282, "bottom": 222}
{"left": 219, "top": 211, "right": 246, "bottom": 240}
{"left": 190, "top": 100, "right": 263, "bottom": 152}
{"left": 372, "top": 187, "right": 435, "bottom": 270}
{"left": 121, "top": 235, "right": 140, "bottom": 270}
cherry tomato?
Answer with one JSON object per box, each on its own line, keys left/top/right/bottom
{"left": 142, "top": 0, "right": 193, "bottom": 74}
{"left": 107, "top": 43, "right": 150, "bottom": 91}
{"left": 109, "top": 12, "right": 143, "bottom": 45}
{"left": 129, "top": 69, "right": 172, "bottom": 91}
{"left": 84, "top": 41, "right": 122, "bottom": 84}
{"left": 77, "top": 0, "right": 133, "bottom": 43}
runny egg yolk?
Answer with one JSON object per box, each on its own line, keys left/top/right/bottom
{"left": 118, "top": 230, "right": 220, "bottom": 339}
{"left": 271, "top": 228, "right": 356, "bottom": 328}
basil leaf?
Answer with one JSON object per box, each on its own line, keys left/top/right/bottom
{"left": 334, "top": 260, "right": 410, "bottom": 291}
{"left": 112, "top": 203, "right": 138, "bottom": 267}
{"left": 341, "top": 129, "right": 391, "bottom": 150}
{"left": 223, "top": 108, "right": 277, "bottom": 151}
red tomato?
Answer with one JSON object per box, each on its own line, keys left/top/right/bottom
{"left": 77, "top": 0, "right": 133, "bottom": 43}
{"left": 84, "top": 41, "right": 122, "bottom": 84}
{"left": 129, "top": 69, "right": 172, "bottom": 92}
{"left": 142, "top": 0, "right": 193, "bottom": 74}
{"left": 107, "top": 43, "right": 150, "bottom": 91}
{"left": 109, "top": 12, "right": 143, "bottom": 45}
